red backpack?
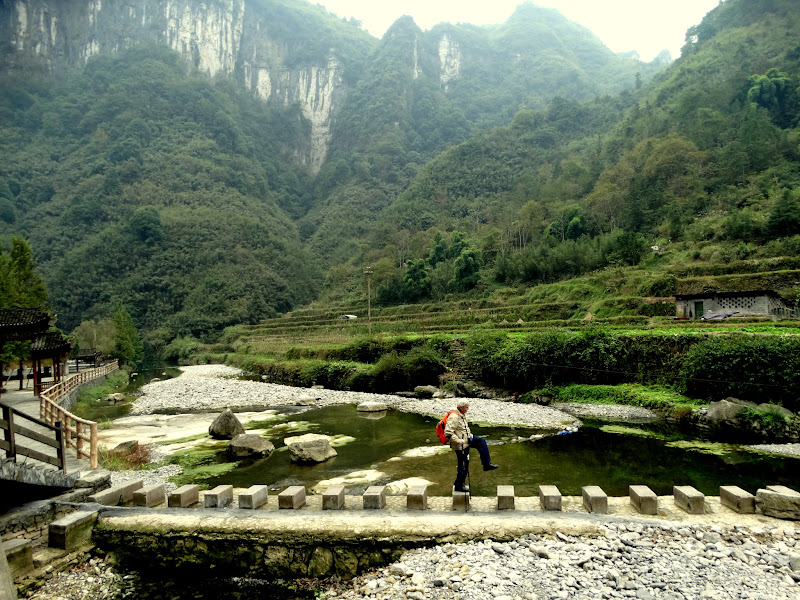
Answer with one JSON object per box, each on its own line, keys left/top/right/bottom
{"left": 435, "top": 410, "right": 459, "bottom": 444}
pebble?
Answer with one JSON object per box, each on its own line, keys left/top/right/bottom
{"left": 325, "top": 525, "right": 800, "bottom": 600}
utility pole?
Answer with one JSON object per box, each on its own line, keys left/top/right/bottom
{"left": 364, "top": 266, "right": 373, "bottom": 335}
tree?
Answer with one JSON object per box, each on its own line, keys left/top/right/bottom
{"left": 112, "top": 303, "right": 143, "bottom": 366}
{"left": 403, "top": 259, "right": 431, "bottom": 301}
{"left": 450, "top": 247, "right": 483, "bottom": 291}
{"left": 427, "top": 231, "right": 447, "bottom": 267}
{"left": 129, "top": 206, "right": 164, "bottom": 245}
{"left": 766, "top": 190, "right": 800, "bottom": 239}
{"left": 70, "top": 319, "right": 116, "bottom": 357}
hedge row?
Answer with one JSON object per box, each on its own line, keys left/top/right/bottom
{"left": 463, "top": 329, "right": 800, "bottom": 410}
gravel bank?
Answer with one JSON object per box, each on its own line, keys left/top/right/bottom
{"left": 27, "top": 522, "right": 800, "bottom": 600}
{"left": 329, "top": 522, "right": 800, "bottom": 600}
{"left": 130, "top": 364, "right": 583, "bottom": 430}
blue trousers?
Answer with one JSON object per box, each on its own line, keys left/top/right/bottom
{"left": 454, "top": 435, "right": 492, "bottom": 489}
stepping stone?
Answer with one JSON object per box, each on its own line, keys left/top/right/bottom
{"left": 48, "top": 509, "right": 99, "bottom": 550}
{"left": 133, "top": 483, "right": 166, "bottom": 508}
{"left": 204, "top": 485, "right": 233, "bottom": 508}
{"left": 720, "top": 485, "right": 755, "bottom": 514}
{"left": 673, "top": 485, "right": 704, "bottom": 514}
{"left": 3, "top": 538, "right": 33, "bottom": 579}
{"left": 497, "top": 485, "right": 515, "bottom": 510}
{"left": 582, "top": 485, "right": 608, "bottom": 514}
{"left": 168, "top": 484, "right": 200, "bottom": 508}
{"left": 363, "top": 485, "right": 386, "bottom": 509}
{"left": 87, "top": 480, "right": 143, "bottom": 506}
{"left": 322, "top": 485, "right": 345, "bottom": 510}
{"left": 629, "top": 485, "right": 658, "bottom": 515}
{"left": 539, "top": 485, "right": 561, "bottom": 511}
{"left": 278, "top": 486, "right": 306, "bottom": 509}
{"left": 452, "top": 488, "right": 470, "bottom": 511}
{"left": 407, "top": 485, "right": 427, "bottom": 510}
{"left": 238, "top": 485, "right": 269, "bottom": 509}
{"left": 756, "top": 485, "right": 800, "bottom": 520}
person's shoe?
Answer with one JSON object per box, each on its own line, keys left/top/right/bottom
{"left": 453, "top": 485, "right": 470, "bottom": 493}
{"left": 483, "top": 463, "right": 499, "bottom": 471}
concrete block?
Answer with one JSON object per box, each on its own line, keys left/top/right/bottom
{"left": 756, "top": 486, "right": 800, "bottom": 520}
{"left": 363, "top": 486, "right": 386, "bottom": 509}
{"left": 582, "top": 485, "right": 608, "bottom": 514}
{"left": 629, "top": 485, "right": 658, "bottom": 515}
{"left": 73, "top": 470, "right": 111, "bottom": 490}
{"left": 497, "top": 485, "right": 515, "bottom": 510}
{"left": 48, "top": 509, "right": 99, "bottom": 550}
{"left": 452, "top": 488, "right": 470, "bottom": 511}
{"left": 407, "top": 485, "right": 427, "bottom": 510}
{"left": 238, "top": 485, "right": 269, "bottom": 509}
{"left": 720, "top": 485, "right": 755, "bottom": 514}
{"left": 168, "top": 484, "right": 200, "bottom": 508}
{"left": 673, "top": 485, "right": 705, "bottom": 514}
{"left": 204, "top": 485, "right": 234, "bottom": 508}
{"left": 87, "top": 480, "right": 143, "bottom": 506}
{"left": 539, "top": 485, "right": 561, "bottom": 511}
{"left": 133, "top": 483, "right": 166, "bottom": 508}
{"left": 278, "top": 486, "right": 306, "bottom": 509}
{"left": 322, "top": 485, "right": 345, "bottom": 510}
{"left": 767, "top": 485, "right": 800, "bottom": 496}
{"left": 4, "top": 537, "right": 33, "bottom": 579}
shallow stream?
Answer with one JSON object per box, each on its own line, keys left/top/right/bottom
{"left": 195, "top": 405, "right": 800, "bottom": 497}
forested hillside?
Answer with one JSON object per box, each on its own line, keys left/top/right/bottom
{"left": 0, "top": 0, "right": 663, "bottom": 351}
{"left": 0, "top": 47, "right": 321, "bottom": 345}
{"left": 327, "top": 0, "right": 800, "bottom": 307}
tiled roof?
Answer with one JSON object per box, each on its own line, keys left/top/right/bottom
{"left": 0, "top": 308, "right": 51, "bottom": 339}
{"left": 31, "top": 331, "right": 72, "bottom": 355}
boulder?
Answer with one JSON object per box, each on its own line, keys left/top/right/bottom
{"left": 284, "top": 433, "right": 337, "bottom": 463}
{"left": 757, "top": 403, "right": 793, "bottom": 418}
{"left": 209, "top": 408, "right": 245, "bottom": 439}
{"left": 109, "top": 440, "right": 139, "bottom": 456}
{"left": 756, "top": 486, "right": 800, "bottom": 520}
{"left": 414, "top": 385, "right": 438, "bottom": 398}
{"left": 297, "top": 393, "right": 318, "bottom": 405}
{"left": 450, "top": 380, "right": 473, "bottom": 397}
{"left": 227, "top": 434, "right": 275, "bottom": 458}
{"left": 357, "top": 401, "right": 388, "bottom": 412}
{"left": 705, "top": 397, "right": 758, "bottom": 425}
{"left": 104, "top": 393, "right": 126, "bottom": 405}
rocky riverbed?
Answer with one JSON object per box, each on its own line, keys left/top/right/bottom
{"left": 20, "top": 364, "right": 800, "bottom": 599}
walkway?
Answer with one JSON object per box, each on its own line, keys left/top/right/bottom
{"left": 1, "top": 380, "right": 90, "bottom": 486}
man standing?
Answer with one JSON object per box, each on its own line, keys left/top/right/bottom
{"left": 444, "top": 399, "right": 498, "bottom": 493}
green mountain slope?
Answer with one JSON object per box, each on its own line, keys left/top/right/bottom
{"left": 341, "top": 0, "right": 800, "bottom": 306}
{"left": 0, "top": 47, "right": 320, "bottom": 341}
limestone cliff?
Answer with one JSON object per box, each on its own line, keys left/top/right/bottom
{"left": 1, "top": 0, "right": 359, "bottom": 173}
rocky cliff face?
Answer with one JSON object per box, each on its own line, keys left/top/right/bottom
{"left": 2, "top": 0, "right": 348, "bottom": 172}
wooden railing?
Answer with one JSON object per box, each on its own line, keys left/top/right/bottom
{"left": 39, "top": 360, "right": 119, "bottom": 470}
{"left": 1, "top": 403, "right": 66, "bottom": 473}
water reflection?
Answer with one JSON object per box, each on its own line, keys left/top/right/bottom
{"left": 200, "top": 405, "right": 800, "bottom": 497}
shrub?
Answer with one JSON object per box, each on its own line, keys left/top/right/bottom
{"left": 678, "top": 336, "right": 800, "bottom": 409}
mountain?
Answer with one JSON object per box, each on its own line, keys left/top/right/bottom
{"left": 0, "top": 0, "right": 667, "bottom": 346}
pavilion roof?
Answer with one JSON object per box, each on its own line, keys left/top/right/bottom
{"left": 0, "top": 308, "right": 51, "bottom": 341}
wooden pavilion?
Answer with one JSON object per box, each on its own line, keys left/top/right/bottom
{"left": 31, "top": 331, "right": 72, "bottom": 394}
{"left": 0, "top": 308, "right": 67, "bottom": 393}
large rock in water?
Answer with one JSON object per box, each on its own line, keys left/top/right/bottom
{"left": 228, "top": 434, "right": 275, "bottom": 458}
{"left": 705, "top": 397, "right": 758, "bottom": 425}
{"left": 756, "top": 485, "right": 800, "bottom": 520}
{"left": 357, "top": 401, "right": 388, "bottom": 412}
{"left": 284, "top": 433, "right": 337, "bottom": 463}
{"left": 209, "top": 408, "right": 245, "bottom": 439}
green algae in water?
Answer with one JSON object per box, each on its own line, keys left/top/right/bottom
{"left": 192, "top": 405, "right": 800, "bottom": 498}
{"left": 664, "top": 440, "right": 739, "bottom": 456}
{"left": 599, "top": 425, "right": 660, "bottom": 438}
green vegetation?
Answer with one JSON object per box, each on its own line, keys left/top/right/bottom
{"left": 70, "top": 370, "right": 131, "bottom": 421}
{"left": 98, "top": 442, "right": 153, "bottom": 471}
{"left": 164, "top": 447, "right": 238, "bottom": 488}
{"left": 533, "top": 383, "right": 703, "bottom": 412}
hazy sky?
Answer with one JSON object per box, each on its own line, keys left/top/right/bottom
{"left": 316, "top": 0, "right": 720, "bottom": 62}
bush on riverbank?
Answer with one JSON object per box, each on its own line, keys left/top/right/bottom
{"left": 524, "top": 383, "right": 703, "bottom": 414}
